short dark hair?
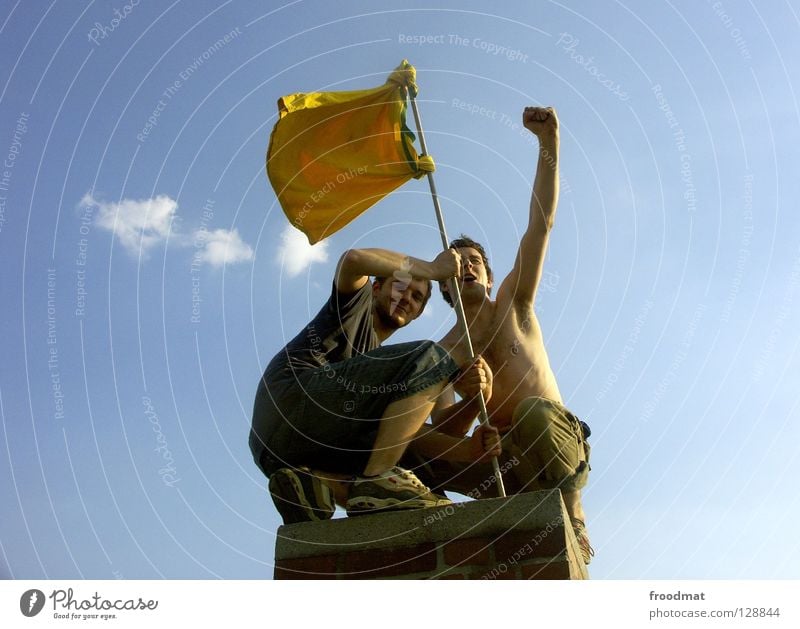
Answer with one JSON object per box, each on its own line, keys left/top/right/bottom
{"left": 440, "top": 234, "right": 493, "bottom": 307}
{"left": 373, "top": 276, "right": 433, "bottom": 312}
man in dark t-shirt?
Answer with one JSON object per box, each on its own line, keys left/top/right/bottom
{"left": 250, "top": 246, "right": 502, "bottom": 524}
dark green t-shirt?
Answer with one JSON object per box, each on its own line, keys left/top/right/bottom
{"left": 264, "top": 281, "right": 379, "bottom": 382}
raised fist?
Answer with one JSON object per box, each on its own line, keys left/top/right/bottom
{"left": 522, "top": 106, "right": 558, "bottom": 137}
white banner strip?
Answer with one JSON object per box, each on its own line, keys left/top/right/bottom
{"left": 2, "top": 580, "right": 798, "bottom": 628}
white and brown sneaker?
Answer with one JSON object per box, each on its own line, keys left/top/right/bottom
{"left": 345, "top": 466, "right": 451, "bottom": 515}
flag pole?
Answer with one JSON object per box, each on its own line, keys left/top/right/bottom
{"left": 408, "top": 94, "right": 506, "bottom": 498}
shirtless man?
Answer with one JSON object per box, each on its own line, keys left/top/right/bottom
{"left": 411, "top": 106, "right": 594, "bottom": 563}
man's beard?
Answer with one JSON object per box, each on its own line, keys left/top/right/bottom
{"left": 375, "top": 301, "right": 404, "bottom": 330}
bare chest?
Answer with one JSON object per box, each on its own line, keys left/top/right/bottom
{"left": 441, "top": 304, "right": 559, "bottom": 411}
{"left": 445, "top": 305, "right": 539, "bottom": 366}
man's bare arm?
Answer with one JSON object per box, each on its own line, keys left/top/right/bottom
{"left": 334, "top": 248, "right": 461, "bottom": 293}
{"left": 430, "top": 356, "right": 493, "bottom": 436}
{"left": 496, "top": 107, "right": 560, "bottom": 306}
{"left": 430, "top": 386, "right": 479, "bottom": 437}
{"left": 412, "top": 423, "right": 501, "bottom": 464}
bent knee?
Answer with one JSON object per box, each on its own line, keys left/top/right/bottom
{"left": 417, "top": 339, "right": 449, "bottom": 360}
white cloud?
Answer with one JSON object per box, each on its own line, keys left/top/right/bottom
{"left": 194, "top": 228, "right": 254, "bottom": 267}
{"left": 88, "top": 193, "right": 178, "bottom": 254}
{"left": 276, "top": 225, "right": 329, "bottom": 277}
{"left": 84, "top": 192, "right": 255, "bottom": 267}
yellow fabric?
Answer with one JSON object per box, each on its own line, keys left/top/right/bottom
{"left": 266, "top": 60, "right": 434, "bottom": 244}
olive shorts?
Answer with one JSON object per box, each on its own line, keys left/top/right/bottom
{"left": 405, "top": 397, "right": 591, "bottom": 497}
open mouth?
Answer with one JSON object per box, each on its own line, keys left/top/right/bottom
{"left": 462, "top": 274, "right": 477, "bottom": 284}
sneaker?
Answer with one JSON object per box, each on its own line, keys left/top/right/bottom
{"left": 346, "top": 466, "right": 452, "bottom": 515}
{"left": 268, "top": 467, "right": 335, "bottom": 525}
{"left": 571, "top": 518, "right": 595, "bottom": 565}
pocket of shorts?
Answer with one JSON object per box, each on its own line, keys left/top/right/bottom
{"left": 569, "top": 414, "right": 591, "bottom": 468}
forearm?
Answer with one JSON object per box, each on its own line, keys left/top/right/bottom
{"left": 338, "top": 248, "right": 437, "bottom": 280}
{"left": 530, "top": 133, "right": 560, "bottom": 231}
{"left": 412, "top": 424, "right": 471, "bottom": 462}
{"left": 430, "top": 398, "right": 481, "bottom": 437}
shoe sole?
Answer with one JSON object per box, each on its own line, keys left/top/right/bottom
{"left": 269, "top": 469, "right": 334, "bottom": 524}
{"left": 346, "top": 495, "right": 451, "bottom": 516}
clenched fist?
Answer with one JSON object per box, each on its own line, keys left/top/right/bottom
{"left": 523, "top": 106, "right": 558, "bottom": 138}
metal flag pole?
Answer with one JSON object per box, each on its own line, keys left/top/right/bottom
{"left": 408, "top": 93, "right": 506, "bottom": 498}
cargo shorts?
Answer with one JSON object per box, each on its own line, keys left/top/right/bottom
{"left": 405, "top": 397, "right": 591, "bottom": 497}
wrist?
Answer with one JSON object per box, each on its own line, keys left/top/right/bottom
{"left": 424, "top": 259, "right": 448, "bottom": 282}
{"left": 409, "top": 257, "right": 432, "bottom": 280}
{"left": 538, "top": 132, "right": 559, "bottom": 149}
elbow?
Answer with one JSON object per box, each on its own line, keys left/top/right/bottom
{"left": 531, "top": 212, "right": 555, "bottom": 234}
{"left": 337, "top": 249, "right": 364, "bottom": 274}
{"left": 531, "top": 201, "right": 556, "bottom": 232}
{"left": 541, "top": 208, "right": 556, "bottom": 232}
{"left": 339, "top": 248, "right": 362, "bottom": 265}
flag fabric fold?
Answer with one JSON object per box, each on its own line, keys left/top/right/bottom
{"left": 266, "top": 60, "right": 434, "bottom": 244}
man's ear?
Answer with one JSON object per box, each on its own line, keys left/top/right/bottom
{"left": 372, "top": 278, "right": 382, "bottom": 295}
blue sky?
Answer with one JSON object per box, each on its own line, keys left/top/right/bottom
{"left": 1, "top": 0, "right": 799, "bottom": 580}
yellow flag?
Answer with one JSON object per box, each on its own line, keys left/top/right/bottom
{"left": 266, "top": 60, "right": 435, "bottom": 244}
